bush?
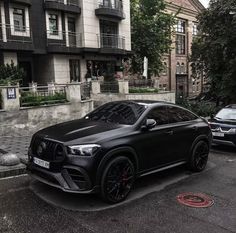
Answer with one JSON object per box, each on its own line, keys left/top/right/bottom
{"left": 0, "top": 62, "right": 25, "bottom": 85}
{"left": 129, "top": 88, "right": 159, "bottom": 93}
{"left": 21, "top": 92, "right": 67, "bottom": 107}
{"left": 177, "top": 97, "right": 220, "bottom": 117}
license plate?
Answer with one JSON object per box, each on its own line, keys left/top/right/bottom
{"left": 212, "top": 132, "right": 224, "bottom": 137}
{"left": 33, "top": 157, "right": 50, "bottom": 169}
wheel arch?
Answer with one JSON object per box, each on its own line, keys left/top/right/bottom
{"left": 189, "top": 135, "right": 210, "bottom": 156}
{"left": 96, "top": 146, "right": 139, "bottom": 185}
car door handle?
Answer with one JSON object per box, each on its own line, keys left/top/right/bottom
{"left": 165, "top": 130, "right": 174, "bottom": 135}
{"left": 192, "top": 126, "right": 198, "bottom": 131}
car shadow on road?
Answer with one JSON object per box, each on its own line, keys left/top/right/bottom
{"left": 29, "top": 162, "right": 215, "bottom": 212}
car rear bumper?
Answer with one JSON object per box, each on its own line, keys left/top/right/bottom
{"left": 27, "top": 163, "right": 99, "bottom": 194}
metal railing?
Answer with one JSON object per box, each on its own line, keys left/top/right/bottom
{"left": 97, "top": 33, "right": 125, "bottom": 49}
{"left": 100, "top": 81, "right": 119, "bottom": 93}
{"left": 68, "top": 0, "right": 79, "bottom": 6}
{"left": 129, "top": 79, "right": 155, "bottom": 88}
{"left": 45, "top": 0, "right": 79, "bottom": 6}
{"left": 0, "top": 24, "right": 32, "bottom": 43}
{"left": 80, "top": 82, "right": 91, "bottom": 100}
{"left": 47, "top": 30, "right": 82, "bottom": 48}
{"left": 97, "top": 0, "right": 123, "bottom": 11}
{"left": 19, "top": 85, "right": 67, "bottom": 107}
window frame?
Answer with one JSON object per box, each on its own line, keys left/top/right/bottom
{"left": 9, "top": 4, "right": 30, "bottom": 37}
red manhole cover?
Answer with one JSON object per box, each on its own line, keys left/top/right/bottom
{"left": 177, "top": 193, "right": 214, "bottom": 208}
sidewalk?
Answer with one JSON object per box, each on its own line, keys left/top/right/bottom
{"left": 0, "top": 135, "right": 31, "bottom": 178}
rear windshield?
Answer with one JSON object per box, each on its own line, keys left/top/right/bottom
{"left": 216, "top": 108, "right": 236, "bottom": 121}
{"left": 85, "top": 102, "right": 146, "bottom": 125}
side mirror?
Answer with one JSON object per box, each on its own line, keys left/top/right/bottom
{"left": 142, "top": 119, "right": 157, "bottom": 130}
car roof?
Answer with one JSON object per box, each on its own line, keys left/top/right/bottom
{"left": 119, "top": 100, "right": 173, "bottom": 106}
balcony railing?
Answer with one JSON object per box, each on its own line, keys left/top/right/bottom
{"left": 0, "top": 24, "right": 32, "bottom": 43}
{"left": 97, "top": 33, "right": 125, "bottom": 50}
{"left": 96, "top": 0, "right": 125, "bottom": 19}
{"left": 45, "top": 0, "right": 80, "bottom": 7}
{"left": 47, "top": 30, "right": 82, "bottom": 48}
{"left": 97, "top": 0, "right": 123, "bottom": 11}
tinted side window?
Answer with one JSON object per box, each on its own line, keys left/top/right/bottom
{"left": 147, "top": 106, "right": 169, "bottom": 125}
{"left": 167, "top": 106, "right": 198, "bottom": 123}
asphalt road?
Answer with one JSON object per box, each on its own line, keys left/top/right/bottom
{"left": 0, "top": 145, "right": 235, "bottom": 233}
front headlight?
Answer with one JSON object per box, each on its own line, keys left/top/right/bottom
{"left": 68, "top": 144, "right": 101, "bottom": 156}
{"left": 228, "top": 128, "right": 236, "bottom": 134}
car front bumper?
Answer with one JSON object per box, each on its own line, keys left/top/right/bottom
{"left": 27, "top": 162, "right": 99, "bottom": 194}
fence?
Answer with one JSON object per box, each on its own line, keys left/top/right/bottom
{"left": 19, "top": 85, "right": 67, "bottom": 107}
{"left": 100, "top": 81, "right": 119, "bottom": 93}
{"left": 97, "top": 34, "right": 125, "bottom": 50}
{"left": 128, "top": 79, "right": 155, "bottom": 88}
{"left": 80, "top": 82, "right": 91, "bottom": 100}
{"left": 47, "top": 30, "right": 82, "bottom": 48}
{"left": 0, "top": 24, "right": 33, "bottom": 43}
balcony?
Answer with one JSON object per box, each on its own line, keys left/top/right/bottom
{"left": 97, "top": 33, "right": 125, "bottom": 54}
{"left": 95, "top": 0, "right": 125, "bottom": 20}
{"left": 9, "top": 0, "right": 31, "bottom": 5}
{"left": 44, "top": 0, "right": 81, "bottom": 14}
{"left": 46, "top": 30, "right": 82, "bottom": 53}
{"left": 0, "top": 24, "right": 34, "bottom": 51}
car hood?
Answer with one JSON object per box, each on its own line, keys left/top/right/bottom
{"left": 208, "top": 118, "right": 236, "bottom": 127}
{"left": 37, "top": 118, "right": 128, "bottom": 144}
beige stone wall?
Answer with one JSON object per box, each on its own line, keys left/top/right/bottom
{"left": 0, "top": 101, "right": 93, "bottom": 136}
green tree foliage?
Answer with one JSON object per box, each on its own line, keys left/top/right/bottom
{"left": 191, "top": 0, "right": 236, "bottom": 103}
{"left": 0, "top": 62, "right": 25, "bottom": 85}
{"left": 131, "top": 0, "right": 175, "bottom": 76}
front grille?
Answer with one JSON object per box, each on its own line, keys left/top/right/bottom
{"left": 31, "top": 135, "right": 65, "bottom": 162}
{"left": 220, "top": 126, "right": 231, "bottom": 131}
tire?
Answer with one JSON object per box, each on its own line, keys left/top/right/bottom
{"left": 188, "top": 140, "right": 209, "bottom": 172}
{"left": 100, "top": 156, "right": 135, "bottom": 204}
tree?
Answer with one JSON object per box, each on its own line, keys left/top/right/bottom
{"left": 191, "top": 0, "right": 236, "bottom": 104}
{"left": 131, "top": 0, "right": 175, "bottom": 77}
{"left": 0, "top": 62, "right": 25, "bottom": 85}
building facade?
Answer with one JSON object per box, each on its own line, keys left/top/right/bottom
{"left": 0, "top": 0, "right": 131, "bottom": 85}
{"left": 158, "top": 0, "right": 204, "bottom": 97}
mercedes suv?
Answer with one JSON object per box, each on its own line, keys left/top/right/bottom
{"left": 27, "top": 101, "right": 212, "bottom": 203}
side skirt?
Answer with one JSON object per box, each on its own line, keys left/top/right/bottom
{"left": 138, "top": 161, "right": 187, "bottom": 178}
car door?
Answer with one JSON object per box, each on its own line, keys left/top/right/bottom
{"left": 132, "top": 106, "right": 175, "bottom": 172}
{"left": 165, "top": 106, "right": 199, "bottom": 163}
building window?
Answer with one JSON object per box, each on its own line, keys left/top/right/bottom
{"left": 180, "top": 63, "right": 186, "bottom": 74}
{"left": 69, "top": 60, "right": 80, "bottom": 82}
{"left": 176, "top": 62, "right": 180, "bottom": 74}
{"left": 176, "top": 35, "right": 185, "bottom": 55}
{"left": 176, "top": 19, "right": 185, "bottom": 33}
{"left": 162, "top": 62, "right": 167, "bottom": 76}
{"left": 175, "top": 19, "right": 186, "bottom": 55}
{"left": 13, "top": 8, "right": 25, "bottom": 32}
{"left": 193, "top": 23, "right": 198, "bottom": 36}
{"left": 49, "top": 14, "right": 58, "bottom": 35}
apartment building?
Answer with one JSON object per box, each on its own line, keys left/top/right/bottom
{"left": 158, "top": 0, "right": 204, "bottom": 97}
{"left": 0, "top": 0, "right": 131, "bottom": 85}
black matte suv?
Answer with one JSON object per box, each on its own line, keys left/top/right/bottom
{"left": 208, "top": 104, "right": 236, "bottom": 147}
{"left": 27, "top": 101, "right": 212, "bottom": 203}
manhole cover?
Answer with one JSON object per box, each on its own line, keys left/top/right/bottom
{"left": 177, "top": 193, "right": 214, "bottom": 208}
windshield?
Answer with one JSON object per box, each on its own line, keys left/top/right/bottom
{"left": 85, "top": 102, "right": 146, "bottom": 125}
{"left": 215, "top": 108, "right": 236, "bottom": 120}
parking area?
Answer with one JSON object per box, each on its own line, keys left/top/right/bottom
{"left": 0, "top": 144, "right": 235, "bottom": 233}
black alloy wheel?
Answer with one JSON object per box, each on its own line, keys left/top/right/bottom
{"left": 101, "top": 156, "right": 135, "bottom": 203}
{"left": 189, "top": 141, "right": 209, "bottom": 172}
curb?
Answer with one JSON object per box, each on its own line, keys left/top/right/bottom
{"left": 0, "top": 163, "right": 27, "bottom": 179}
